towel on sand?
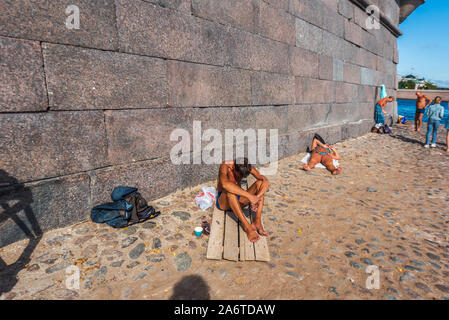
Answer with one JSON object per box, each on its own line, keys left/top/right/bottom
{"left": 300, "top": 153, "right": 339, "bottom": 169}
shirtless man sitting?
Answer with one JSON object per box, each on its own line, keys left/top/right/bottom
{"left": 216, "top": 158, "right": 269, "bottom": 242}
{"left": 302, "top": 136, "right": 342, "bottom": 175}
{"left": 415, "top": 91, "right": 432, "bottom": 132}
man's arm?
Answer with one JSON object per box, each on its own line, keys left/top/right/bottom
{"left": 218, "top": 165, "right": 259, "bottom": 203}
{"left": 329, "top": 146, "right": 340, "bottom": 160}
{"left": 424, "top": 96, "right": 432, "bottom": 107}
{"left": 250, "top": 166, "right": 269, "bottom": 197}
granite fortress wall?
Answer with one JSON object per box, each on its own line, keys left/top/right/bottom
{"left": 0, "top": 0, "right": 401, "bottom": 246}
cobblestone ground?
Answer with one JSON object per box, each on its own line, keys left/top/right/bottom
{"left": 1, "top": 124, "right": 449, "bottom": 300}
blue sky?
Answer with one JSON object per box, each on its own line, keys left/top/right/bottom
{"left": 397, "top": 0, "right": 449, "bottom": 88}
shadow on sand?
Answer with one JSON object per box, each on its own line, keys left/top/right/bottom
{"left": 169, "top": 275, "right": 211, "bottom": 300}
{"left": 390, "top": 133, "right": 424, "bottom": 146}
{"left": 0, "top": 169, "right": 42, "bottom": 297}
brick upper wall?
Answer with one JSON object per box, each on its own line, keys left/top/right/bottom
{"left": 0, "top": 0, "right": 400, "bottom": 246}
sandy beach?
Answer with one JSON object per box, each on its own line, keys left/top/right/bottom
{"left": 1, "top": 124, "right": 448, "bottom": 300}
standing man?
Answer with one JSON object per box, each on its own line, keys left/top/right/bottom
{"left": 216, "top": 158, "right": 269, "bottom": 242}
{"left": 415, "top": 91, "right": 432, "bottom": 132}
{"left": 374, "top": 96, "right": 395, "bottom": 125}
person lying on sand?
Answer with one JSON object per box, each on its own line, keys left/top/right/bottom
{"left": 302, "top": 135, "right": 342, "bottom": 175}
{"left": 216, "top": 158, "right": 269, "bottom": 243}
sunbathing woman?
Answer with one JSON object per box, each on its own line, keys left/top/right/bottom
{"left": 302, "top": 136, "right": 342, "bottom": 175}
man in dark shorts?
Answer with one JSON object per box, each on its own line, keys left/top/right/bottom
{"left": 216, "top": 158, "right": 269, "bottom": 243}
{"left": 415, "top": 91, "right": 432, "bottom": 132}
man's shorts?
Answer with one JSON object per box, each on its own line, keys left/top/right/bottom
{"left": 216, "top": 192, "right": 240, "bottom": 211}
{"left": 416, "top": 108, "right": 425, "bottom": 114}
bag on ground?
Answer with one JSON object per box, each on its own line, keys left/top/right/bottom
{"left": 91, "top": 186, "right": 160, "bottom": 228}
{"left": 195, "top": 186, "right": 218, "bottom": 211}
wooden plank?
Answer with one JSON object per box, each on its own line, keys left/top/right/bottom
{"left": 206, "top": 206, "right": 225, "bottom": 260}
{"left": 238, "top": 220, "right": 246, "bottom": 261}
{"left": 239, "top": 210, "right": 255, "bottom": 261}
{"left": 254, "top": 235, "right": 270, "bottom": 262}
{"left": 253, "top": 208, "right": 270, "bottom": 262}
{"left": 223, "top": 211, "right": 239, "bottom": 261}
{"left": 247, "top": 182, "right": 270, "bottom": 262}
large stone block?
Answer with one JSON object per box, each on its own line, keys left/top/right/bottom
{"left": 251, "top": 72, "right": 296, "bottom": 105}
{"left": 393, "top": 48, "right": 399, "bottom": 65}
{"left": 0, "top": 36, "right": 47, "bottom": 112}
{"left": 167, "top": 61, "right": 251, "bottom": 107}
{"left": 116, "top": 0, "right": 225, "bottom": 66}
{"left": 338, "top": 0, "right": 354, "bottom": 19}
{"left": 0, "top": 0, "right": 118, "bottom": 50}
{"left": 364, "top": 32, "right": 382, "bottom": 56}
{"left": 311, "top": 123, "right": 343, "bottom": 145}
{"left": 344, "top": 20, "right": 363, "bottom": 47}
{"left": 328, "top": 103, "right": 359, "bottom": 124}
{"left": 341, "top": 119, "right": 373, "bottom": 140}
{"left": 224, "top": 28, "right": 290, "bottom": 74}
{"left": 335, "top": 82, "right": 359, "bottom": 103}
{"left": 279, "top": 130, "right": 314, "bottom": 159}
{"left": 286, "top": 104, "right": 331, "bottom": 133}
{"left": 333, "top": 59, "right": 344, "bottom": 82}
{"left": 258, "top": 1, "right": 295, "bottom": 45}
{"left": 223, "top": 27, "right": 253, "bottom": 70}
{"left": 250, "top": 35, "right": 290, "bottom": 74}
{"left": 295, "top": 18, "right": 323, "bottom": 53}
{"left": 178, "top": 162, "right": 219, "bottom": 189}
{"left": 343, "top": 42, "right": 360, "bottom": 66}
{"left": 43, "top": 44, "right": 169, "bottom": 110}
{"left": 318, "top": 54, "right": 334, "bottom": 80}
{"left": 344, "top": 62, "right": 361, "bottom": 84}
{"left": 192, "top": 0, "right": 259, "bottom": 33}
{"left": 289, "top": 0, "right": 324, "bottom": 27}
{"left": 0, "top": 172, "right": 90, "bottom": 247}
{"left": 321, "top": 4, "right": 345, "bottom": 37}
{"left": 144, "top": 0, "right": 191, "bottom": 12}
{"left": 321, "top": 30, "right": 345, "bottom": 60}
{"left": 359, "top": 49, "right": 377, "bottom": 70}
{"left": 359, "top": 102, "right": 374, "bottom": 120}
{"left": 296, "top": 78, "right": 334, "bottom": 104}
{"left": 0, "top": 111, "right": 107, "bottom": 182}
{"left": 90, "top": 157, "right": 182, "bottom": 205}
{"left": 321, "top": 0, "right": 338, "bottom": 11}
{"left": 358, "top": 85, "right": 376, "bottom": 103}
{"left": 105, "top": 108, "right": 192, "bottom": 165}
{"left": 289, "top": 46, "right": 319, "bottom": 78}
{"left": 361, "top": 67, "right": 376, "bottom": 86}
{"left": 106, "top": 105, "right": 289, "bottom": 167}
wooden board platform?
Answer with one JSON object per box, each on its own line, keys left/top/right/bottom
{"left": 206, "top": 206, "right": 270, "bottom": 262}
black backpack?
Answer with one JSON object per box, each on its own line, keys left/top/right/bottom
{"left": 124, "top": 191, "right": 157, "bottom": 225}
{"left": 91, "top": 186, "right": 160, "bottom": 228}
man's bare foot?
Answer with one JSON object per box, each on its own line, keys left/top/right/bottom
{"left": 302, "top": 163, "right": 311, "bottom": 171}
{"left": 332, "top": 167, "right": 342, "bottom": 175}
{"left": 245, "top": 228, "right": 260, "bottom": 242}
{"left": 251, "top": 222, "right": 268, "bottom": 236}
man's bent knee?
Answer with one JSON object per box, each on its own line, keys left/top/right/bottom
{"left": 226, "top": 192, "right": 239, "bottom": 203}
